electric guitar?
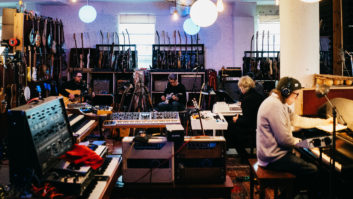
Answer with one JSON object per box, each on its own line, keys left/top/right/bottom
{"left": 164, "top": 92, "right": 183, "bottom": 104}
{"left": 59, "top": 89, "right": 83, "bottom": 106}
{"left": 0, "top": 56, "right": 7, "bottom": 113}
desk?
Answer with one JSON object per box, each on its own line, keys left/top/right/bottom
{"left": 111, "top": 175, "right": 234, "bottom": 199}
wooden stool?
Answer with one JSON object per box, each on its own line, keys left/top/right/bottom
{"left": 249, "top": 159, "right": 296, "bottom": 199}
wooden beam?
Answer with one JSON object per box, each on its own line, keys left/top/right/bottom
{"left": 332, "top": 0, "right": 343, "bottom": 75}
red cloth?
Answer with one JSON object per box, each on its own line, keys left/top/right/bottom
{"left": 60, "top": 144, "right": 103, "bottom": 170}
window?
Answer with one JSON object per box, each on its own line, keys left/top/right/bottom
{"left": 257, "top": 16, "right": 280, "bottom": 57}
{"left": 256, "top": 5, "right": 280, "bottom": 57}
{"left": 119, "top": 14, "right": 156, "bottom": 69}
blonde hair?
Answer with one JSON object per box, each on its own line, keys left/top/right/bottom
{"left": 238, "top": 76, "right": 255, "bottom": 93}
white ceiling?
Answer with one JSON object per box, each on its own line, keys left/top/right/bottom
{"left": 0, "top": 0, "right": 275, "bottom": 7}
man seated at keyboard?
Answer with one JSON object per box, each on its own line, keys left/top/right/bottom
{"left": 256, "top": 77, "right": 333, "bottom": 198}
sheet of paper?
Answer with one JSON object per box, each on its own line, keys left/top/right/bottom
{"left": 316, "top": 123, "right": 347, "bottom": 133}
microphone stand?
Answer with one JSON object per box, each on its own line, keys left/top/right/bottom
{"left": 323, "top": 94, "right": 336, "bottom": 199}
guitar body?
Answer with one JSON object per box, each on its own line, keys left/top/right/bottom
{"left": 164, "top": 92, "right": 174, "bottom": 104}
{"left": 0, "top": 88, "right": 6, "bottom": 114}
{"left": 59, "top": 89, "right": 82, "bottom": 106}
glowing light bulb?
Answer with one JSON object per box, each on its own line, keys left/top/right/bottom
{"left": 172, "top": 10, "right": 179, "bottom": 21}
{"left": 190, "top": 0, "right": 218, "bottom": 27}
{"left": 183, "top": 18, "right": 200, "bottom": 35}
{"left": 217, "top": 0, "right": 224, "bottom": 12}
{"left": 79, "top": 5, "right": 97, "bottom": 23}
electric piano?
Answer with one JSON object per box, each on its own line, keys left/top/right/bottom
{"left": 82, "top": 156, "right": 122, "bottom": 199}
{"left": 68, "top": 114, "right": 98, "bottom": 142}
{"left": 294, "top": 128, "right": 353, "bottom": 174}
{"left": 293, "top": 97, "right": 353, "bottom": 197}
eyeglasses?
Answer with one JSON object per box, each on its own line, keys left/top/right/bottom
{"left": 76, "top": 76, "right": 83, "bottom": 78}
{"left": 292, "top": 92, "right": 300, "bottom": 98}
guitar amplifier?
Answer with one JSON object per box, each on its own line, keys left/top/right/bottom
{"left": 93, "top": 80, "right": 110, "bottom": 94}
{"left": 154, "top": 80, "right": 168, "bottom": 92}
{"left": 220, "top": 67, "right": 242, "bottom": 77}
{"left": 122, "top": 136, "right": 174, "bottom": 183}
{"left": 180, "top": 74, "right": 203, "bottom": 91}
{"left": 175, "top": 136, "right": 226, "bottom": 184}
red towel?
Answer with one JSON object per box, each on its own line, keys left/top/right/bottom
{"left": 60, "top": 144, "right": 104, "bottom": 170}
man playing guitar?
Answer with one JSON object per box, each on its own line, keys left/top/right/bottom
{"left": 154, "top": 73, "right": 186, "bottom": 111}
{"left": 59, "top": 71, "right": 95, "bottom": 106}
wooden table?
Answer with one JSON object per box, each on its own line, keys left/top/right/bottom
{"left": 111, "top": 175, "right": 234, "bottom": 198}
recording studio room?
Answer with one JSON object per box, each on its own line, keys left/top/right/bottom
{"left": 1, "top": 0, "right": 353, "bottom": 198}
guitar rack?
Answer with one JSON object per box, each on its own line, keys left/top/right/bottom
{"left": 152, "top": 44, "right": 204, "bottom": 71}
{"left": 95, "top": 44, "right": 137, "bottom": 72}
{"left": 242, "top": 50, "right": 280, "bottom": 80}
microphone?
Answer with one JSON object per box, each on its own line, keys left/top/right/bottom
{"left": 316, "top": 84, "right": 347, "bottom": 125}
{"left": 315, "top": 84, "right": 330, "bottom": 98}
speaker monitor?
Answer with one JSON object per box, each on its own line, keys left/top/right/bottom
{"left": 180, "top": 75, "right": 202, "bottom": 91}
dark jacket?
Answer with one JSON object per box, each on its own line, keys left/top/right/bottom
{"left": 59, "top": 80, "right": 88, "bottom": 98}
{"left": 164, "top": 82, "right": 186, "bottom": 105}
{"left": 236, "top": 88, "right": 264, "bottom": 128}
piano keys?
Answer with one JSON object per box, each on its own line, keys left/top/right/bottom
{"left": 68, "top": 114, "right": 99, "bottom": 142}
{"left": 212, "top": 101, "right": 242, "bottom": 116}
{"left": 294, "top": 128, "right": 353, "bottom": 175}
{"left": 82, "top": 156, "right": 121, "bottom": 199}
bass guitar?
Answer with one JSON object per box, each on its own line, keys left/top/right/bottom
{"left": 164, "top": 92, "right": 183, "bottom": 104}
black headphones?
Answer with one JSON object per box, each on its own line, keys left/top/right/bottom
{"left": 280, "top": 78, "right": 292, "bottom": 98}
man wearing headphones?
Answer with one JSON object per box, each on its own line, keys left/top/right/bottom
{"left": 256, "top": 77, "right": 332, "bottom": 198}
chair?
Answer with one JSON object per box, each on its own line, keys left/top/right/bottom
{"left": 248, "top": 158, "right": 296, "bottom": 199}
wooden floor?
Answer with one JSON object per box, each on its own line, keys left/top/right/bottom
{"left": 0, "top": 129, "right": 287, "bottom": 199}
{"left": 98, "top": 129, "right": 272, "bottom": 199}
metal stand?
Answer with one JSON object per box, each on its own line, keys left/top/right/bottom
{"left": 323, "top": 94, "right": 337, "bottom": 199}
{"left": 329, "top": 107, "right": 336, "bottom": 199}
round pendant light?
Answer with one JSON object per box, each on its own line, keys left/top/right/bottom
{"left": 190, "top": 0, "right": 218, "bottom": 27}
{"left": 79, "top": 5, "right": 97, "bottom": 23}
{"left": 183, "top": 18, "right": 200, "bottom": 35}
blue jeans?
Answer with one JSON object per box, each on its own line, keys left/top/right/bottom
{"left": 155, "top": 101, "right": 184, "bottom": 111}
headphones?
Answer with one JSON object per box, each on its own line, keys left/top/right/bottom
{"left": 280, "top": 78, "right": 292, "bottom": 98}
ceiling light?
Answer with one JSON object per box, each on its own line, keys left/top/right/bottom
{"left": 172, "top": 0, "right": 179, "bottom": 21}
{"left": 217, "top": 0, "right": 224, "bottom": 12}
{"left": 172, "top": 10, "right": 179, "bottom": 20}
{"left": 275, "top": 0, "right": 279, "bottom": 6}
{"left": 79, "top": 1, "right": 97, "bottom": 23}
{"left": 183, "top": 18, "right": 200, "bottom": 35}
{"left": 190, "top": 0, "right": 218, "bottom": 27}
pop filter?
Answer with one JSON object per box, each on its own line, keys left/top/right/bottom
{"left": 315, "top": 84, "right": 330, "bottom": 98}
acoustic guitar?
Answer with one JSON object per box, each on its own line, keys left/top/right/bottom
{"left": 59, "top": 89, "right": 83, "bottom": 106}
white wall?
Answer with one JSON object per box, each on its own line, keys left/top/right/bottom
{"left": 233, "top": 2, "right": 256, "bottom": 69}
